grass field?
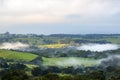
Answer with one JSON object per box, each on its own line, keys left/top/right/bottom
{"left": 101, "top": 37, "right": 120, "bottom": 44}
{"left": 0, "top": 49, "right": 38, "bottom": 61}
{"left": 42, "top": 57, "right": 99, "bottom": 67}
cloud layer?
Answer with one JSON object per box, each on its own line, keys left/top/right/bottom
{"left": 0, "top": 0, "right": 120, "bottom": 24}
{"left": 77, "top": 44, "right": 119, "bottom": 52}
{"left": 0, "top": 42, "right": 29, "bottom": 50}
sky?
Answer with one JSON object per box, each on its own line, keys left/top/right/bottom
{"left": 0, "top": 0, "right": 120, "bottom": 34}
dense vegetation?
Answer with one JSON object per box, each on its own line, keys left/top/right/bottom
{"left": 1, "top": 63, "right": 120, "bottom": 80}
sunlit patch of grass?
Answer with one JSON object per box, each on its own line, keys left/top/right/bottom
{"left": 39, "top": 44, "right": 69, "bottom": 48}
{"left": 25, "top": 64, "right": 38, "bottom": 69}
{"left": 0, "top": 49, "right": 38, "bottom": 62}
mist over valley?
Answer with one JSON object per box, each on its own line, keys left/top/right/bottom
{"left": 0, "top": 33, "right": 120, "bottom": 80}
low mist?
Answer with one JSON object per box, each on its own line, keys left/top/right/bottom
{"left": 56, "top": 58, "right": 81, "bottom": 67}
{"left": 55, "top": 58, "right": 98, "bottom": 68}
{"left": 0, "top": 42, "right": 29, "bottom": 50}
{"left": 99, "top": 55, "right": 120, "bottom": 67}
{"left": 52, "top": 55, "right": 120, "bottom": 68}
{"left": 76, "top": 43, "right": 119, "bottom": 52}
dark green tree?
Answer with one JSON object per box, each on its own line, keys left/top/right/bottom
{"left": 2, "top": 70, "right": 28, "bottom": 80}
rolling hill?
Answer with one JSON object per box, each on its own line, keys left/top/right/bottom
{"left": 0, "top": 49, "right": 38, "bottom": 62}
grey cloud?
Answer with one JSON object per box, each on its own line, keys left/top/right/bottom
{"left": 0, "top": 0, "right": 120, "bottom": 24}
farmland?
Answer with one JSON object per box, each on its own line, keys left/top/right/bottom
{"left": 0, "top": 49, "right": 38, "bottom": 62}
{"left": 101, "top": 37, "right": 120, "bottom": 44}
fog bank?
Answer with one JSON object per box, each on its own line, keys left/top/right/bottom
{"left": 99, "top": 55, "right": 120, "bottom": 67}
{"left": 0, "top": 42, "right": 29, "bottom": 50}
{"left": 77, "top": 44, "right": 119, "bottom": 52}
{"left": 55, "top": 58, "right": 98, "bottom": 67}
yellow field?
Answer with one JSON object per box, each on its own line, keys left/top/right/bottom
{"left": 39, "top": 44, "right": 68, "bottom": 48}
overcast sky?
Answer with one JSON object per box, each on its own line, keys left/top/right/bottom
{"left": 0, "top": 0, "right": 120, "bottom": 34}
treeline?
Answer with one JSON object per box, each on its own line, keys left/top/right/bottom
{"left": 49, "top": 34, "right": 120, "bottom": 38}
{"left": 1, "top": 32, "right": 120, "bottom": 39}
{"left": 27, "top": 48, "right": 120, "bottom": 59}
{"left": 1, "top": 63, "right": 120, "bottom": 80}
{"left": 0, "top": 32, "right": 120, "bottom": 44}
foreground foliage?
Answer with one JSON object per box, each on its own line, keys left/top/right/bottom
{"left": 1, "top": 66, "right": 120, "bottom": 80}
